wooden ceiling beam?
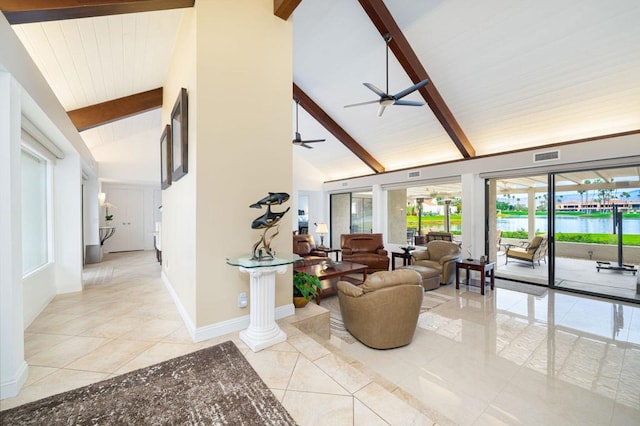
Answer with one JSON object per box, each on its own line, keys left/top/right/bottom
{"left": 357, "top": 0, "right": 476, "bottom": 158}
{"left": 293, "top": 83, "right": 385, "bottom": 174}
{"left": 0, "top": 0, "right": 194, "bottom": 25}
{"left": 274, "top": 0, "right": 302, "bottom": 20}
{"left": 67, "top": 88, "right": 163, "bottom": 132}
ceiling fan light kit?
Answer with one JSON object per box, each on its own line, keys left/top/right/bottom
{"left": 345, "top": 33, "right": 429, "bottom": 117}
{"left": 292, "top": 99, "right": 326, "bottom": 149}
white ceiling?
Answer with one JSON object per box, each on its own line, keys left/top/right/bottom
{"left": 7, "top": 0, "right": 640, "bottom": 182}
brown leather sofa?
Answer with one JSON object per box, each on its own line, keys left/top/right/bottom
{"left": 337, "top": 269, "right": 423, "bottom": 349}
{"left": 340, "top": 233, "right": 389, "bottom": 273}
{"left": 411, "top": 240, "right": 461, "bottom": 284}
{"left": 293, "top": 234, "right": 328, "bottom": 266}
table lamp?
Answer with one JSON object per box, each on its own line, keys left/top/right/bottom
{"left": 315, "top": 222, "right": 328, "bottom": 248}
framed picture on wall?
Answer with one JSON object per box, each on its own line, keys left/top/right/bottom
{"left": 171, "top": 87, "right": 188, "bottom": 182}
{"left": 160, "top": 124, "right": 172, "bottom": 189}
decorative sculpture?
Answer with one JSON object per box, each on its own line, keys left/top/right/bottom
{"left": 250, "top": 192, "right": 290, "bottom": 260}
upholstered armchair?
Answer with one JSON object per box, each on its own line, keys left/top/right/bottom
{"left": 293, "top": 234, "right": 328, "bottom": 266}
{"left": 411, "top": 240, "right": 461, "bottom": 284}
{"left": 340, "top": 233, "right": 389, "bottom": 273}
{"left": 337, "top": 270, "right": 423, "bottom": 349}
{"left": 505, "top": 235, "right": 548, "bottom": 268}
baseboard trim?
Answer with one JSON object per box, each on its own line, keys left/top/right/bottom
{"left": 160, "top": 271, "right": 196, "bottom": 339}
{"left": 0, "top": 360, "right": 28, "bottom": 400}
{"left": 193, "top": 304, "right": 295, "bottom": 343}
{"left": 160, "top": 272, "right": 296, "bottom": 343}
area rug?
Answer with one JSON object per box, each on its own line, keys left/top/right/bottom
{"left": 322, "top": 291, "right": 453, "bottom": 344}
{"left": 0, "top": 341, "right": 295, "bottom": 425}
{"left": 495, "top": 278, "right": 548, "bottom": 297}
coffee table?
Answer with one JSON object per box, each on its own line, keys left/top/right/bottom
{"left": 294, "top": 261, "right": 368, "bottom": 305}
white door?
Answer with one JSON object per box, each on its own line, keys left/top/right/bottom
{"left": 105, "top": 189, "right": 145, "bottom": 252}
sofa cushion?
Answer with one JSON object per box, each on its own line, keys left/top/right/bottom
{"left": 361, "top": 270, "right": 421, "bottom": 293}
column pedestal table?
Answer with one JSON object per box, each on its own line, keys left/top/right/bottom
{"left": 227, "top": 256, "right": 299, "bottom": 352}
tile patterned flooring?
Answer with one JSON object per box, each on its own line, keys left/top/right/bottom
{"left": 2, "top": 251, "right": 640, "bottom": 425}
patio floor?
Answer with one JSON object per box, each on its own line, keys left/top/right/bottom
{"left": 495, "top": 252, "right": 640, "bottom": 302}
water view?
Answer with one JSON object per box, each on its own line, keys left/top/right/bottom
{"left": 496, "top": 216, "right": 640, "bottom": 234}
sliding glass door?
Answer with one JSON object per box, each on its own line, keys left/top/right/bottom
{"left": 488, "top": 165, "right": 639, "bottom": 303}
{"left": 488, "top": 175, "right": 549, "bottom": 285}
{"left": 553, "top": 166, "right": 639, "bottom": 301}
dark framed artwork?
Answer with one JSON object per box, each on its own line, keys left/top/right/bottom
{"left": 160, "top": 124, "right": 172, "bottom": 190}
{"left": 171, "top": 87, "right": 188, "bottom": 182}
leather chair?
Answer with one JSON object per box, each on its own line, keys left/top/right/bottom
{"left": 411, "top": 240, "right": 461, "bottom": 284}
{"left": 340, "top": 233, "right": 389, "bottom": 273}
{"left": 293, "top": 234, "right": 328, "bottom": 266}
{"left": 337, "top": 269, "right": 423, "bottom": 349}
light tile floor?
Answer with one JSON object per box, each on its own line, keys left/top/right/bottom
{"left": 2, "top": 251, "right": 640, "bottom": 425}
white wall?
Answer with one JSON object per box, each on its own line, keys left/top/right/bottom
{"left": 0, "top": 72, "right": 27, "bottom": 399}
{"left": 92, "top": 126, "right": 162, "bottom": 186}
{"left": 54, "top": 154, "right": 84, "bottom": 293}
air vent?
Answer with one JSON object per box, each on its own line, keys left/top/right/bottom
{"left": 341, "top": 182, "right": 348, "bottom": 187}
{"left": 408, "top": 171, "right": 421, "bottom": 178}
{"left": 533, "top": 150, "right": 560, "bottom": 163}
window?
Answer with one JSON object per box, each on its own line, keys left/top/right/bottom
{"left": 21, "top": 148, "right": 49, "bottom": 275}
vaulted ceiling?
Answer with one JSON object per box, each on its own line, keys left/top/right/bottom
{"left": 2, "top": 0, "right": 639, "bottom": 181}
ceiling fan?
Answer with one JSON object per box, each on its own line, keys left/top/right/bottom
{"left": 345, "top": 33, "right": 429, "bottom": 117}
{"left": 292, "top": 99, "right": 326, "bottom": 149}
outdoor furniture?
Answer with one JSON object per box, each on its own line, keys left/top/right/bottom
{"left": 340, "top": 233, "right": 390, "bottom": 273}
{"left": 505, "top": 235, "right": 548, "bottom": 268}
{"left": 411, "top": 240, "right": 461, "bottom": 284}
{"left": 425, "top": 231, "right": 453, "bottom": 242}
{"left": 337, "top": 269, "right": 423, "bottom": 349}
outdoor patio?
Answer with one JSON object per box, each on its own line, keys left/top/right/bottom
{"left": 496, "top": 252, "right": 640, "bottom": 302}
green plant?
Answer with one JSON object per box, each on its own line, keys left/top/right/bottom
{"left": 105, "top": 214, "right": 113, "bottom": 221}
{"left": 293, "top": 271, "right": 322, "bottom": 301}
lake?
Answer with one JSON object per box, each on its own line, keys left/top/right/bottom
{"left": 496, "top": 216, "right": 640, "bottom": 234}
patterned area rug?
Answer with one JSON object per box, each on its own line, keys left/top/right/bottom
{"left": 322, "top": 291, "right": 453, "bottom": 344}
{"left": 0, "top": 341, "right": 295, "bottom": 425}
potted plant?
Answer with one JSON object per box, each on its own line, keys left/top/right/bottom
{"left": 293, "top": 271, "right": 322, "bottom": 308}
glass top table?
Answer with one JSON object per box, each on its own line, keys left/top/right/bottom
{"left": 226, "top": 254, "right": 302, "bottom": 269}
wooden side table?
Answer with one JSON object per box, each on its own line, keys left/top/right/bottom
{"left": 456, "top": 260, "right": 495, "bottom": 295}
{"left": 391, "top": 251, "right": 413, "bottom": 270}
{"left": 316, "top": 247, "right": 341, "bottom": 262}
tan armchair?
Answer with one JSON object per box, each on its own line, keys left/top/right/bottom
{"left": 337, "top": 270, "right": 423, "bottom": 349}
{"left": 293, "top": 234, "right": 328, "bottom": 266}
{"left": 340, "top": 233, "right": 389, "bottom": 273}
{"left": 411, "top": 240, "right": 461, "bottom": 284}
{"left": 505, "top": 235, "right": 548, "bottom": 268}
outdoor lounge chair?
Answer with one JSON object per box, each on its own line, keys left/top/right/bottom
{"left": 505, "top": 235, "right": 548, "bottom": 268}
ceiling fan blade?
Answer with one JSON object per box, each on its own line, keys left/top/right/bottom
{"left": 392, "top": 79, "right": 429, "bottom": 100}
{"left": 393, "top": 99, "right": 424, "bottom": 107}
{"left": 344, "top": 100, "right": 380, "bottom": 108}
{"left": 300, "top": 143, "right": 314, "bottom": 149}
{"left": 363, "top": 83, "right": 387, "bottom": 97}
{"left": 300, "top": 139, "right": 326, "bottom": 143}
{"left": 377, "top": 105, "right": 387, "bottom": 117}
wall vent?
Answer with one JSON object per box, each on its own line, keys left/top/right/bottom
{"left": 408, "top": 171, "right": 421, "bottom": 178}
{"left": 533, "top": 150, "right": 560, "bottom": 162}
{"left": 341, "top": 182, "right": 348, "bottom": 187}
